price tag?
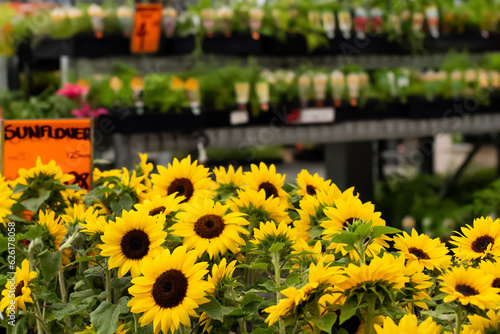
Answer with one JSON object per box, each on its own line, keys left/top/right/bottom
{"left": 131, "top": 3, "right": 162, "bottom": 54}
{"left": 299, "top": 108, "right": 335, "bottom": 124}
{"left": 1, "top": 119, "right": 93, "bottom": 190}
{"left": 230, "top": 110, "right": 249, "bottom": 125}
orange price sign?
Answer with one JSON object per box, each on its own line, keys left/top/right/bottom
{"left": 131, "top": 3, "right": 162, "bottom": 54}
{"left": 1, "top": 119, "right": 93, "bottom": 190}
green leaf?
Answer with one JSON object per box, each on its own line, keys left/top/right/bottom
{"left": 237, "top": 262, "right": 269, "bottom": 270}
{"left": 339, "top": 299, "right": 358, "bottom": 325}
{"left": 38, "top": 288, "right": 60, "bottom": 304}
{"left": 314, "top": 312, "right": 337, "bottom": 334}
{"left": 10, "top": 314, "right": 30, "bottom": 334}
{"left": 90, "top": 297, "right": 130, "bottom": 334}
{"left": 110, "top": 193, "right": 134, "bottom": 217}
{"left": 197, "top": 295, "right": 223, "bottom": 322}
{"left": 12, "top": 183, "right": 27, "bottom": 194}
{"left": 38, "top": 250, "right": 62, "bottom": 284}
{"left": 84, "top": 266, "right": 105, "bottom": 277}
{"left": 241, "top": 293, "right": 263, "bottom": 306}
{"left": 6, "top": 214, "right": 31, "bottom": 223}
{"left": 22, "top": 189, "right": 51, "bottom": 212}
{"left": 17, "top": 224, "right": 44, "bottom": 240}
{"left": 251, "top": 328, "right": 274, "bottom": 334}
{"left": 285, "top": 273, "right": 301, "bottom": 286}
{"left": 165, "top": 234, "right": 182, "bottom": 243}
{"left": 309, "top": 225, "right": 324, "bottom": 239}
{"left": 136, "top": 323, "right": 155, "bottom": 334}
{"left": 69, "top": 289, "right": 97, "bottom": 305}
{"left": 354, "top": 221, "right": 372, "bottom": 239}
{"left": 330, "top": 233, "right": 360, "bottom": 248}
{"left": 371, "top": 226, "right": 401, "bottom": 239}
{"left": 65, "top": 184, "right": 83, "bottom": 191}
{"left": 52, "top": 302, "right": 91, "bottom": 320}
{"left": 269, "top": 242, "right": 285, "bottom": 253}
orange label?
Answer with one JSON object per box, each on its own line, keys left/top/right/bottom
{"left": 2, "top": 119, "right": 93, "bottom": 190}
{"left": 131, "top": 3, "right": 162, "bottom": 53}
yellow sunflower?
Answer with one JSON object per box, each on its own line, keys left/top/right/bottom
{"left": 450, "top": 216, "right": 500, "bottom": 261}
{"left": 172, "top": 199, "right": 249, "bottom": 259}
{"left": 0, "top": 175, "right": 15, "bottom": 226}
{"left": 38, "top": 210, "right": 67, "bottom": 250}
{"left": 402, "top": 257, "right": 432, "bottom": 309}
{"left": 93, "top": 168, "right": 123, "bottom": 184}
{"left": 464, "top": 309, "right": 500, "bottom": 332}
{"left": 251, "top": 221, "right": 296, "bottom": 254}
{"left": 374, "top": 315, "right": 441, "bottom": 334}
{"left": 213, "top": 165, "right": 244, "bottom": 189}
{"left": 127, "top": 246, "right": 213, "bottom": 334}
{"left": 294, "top": 185, "right": 356, "bottom": 241}
{"left": 134, "top": 193, "right": 184, "bottom": 225}
{"left": 0, "top": 259, "right": 37, "bottom": 314}
{"left": 17, "top": 157, "right": 74, "bottom": 184}
{"left": 242, "top": 162, "right": 290, "bottom": 207}
{"left": 61, "top": 188, "right": 86, "bottom": 207}
{"left": 78, "top": 212, "right": 108, "bottom": 235}
{"left": 296, "top": 169, "right": 330, "bottom": 198}
{"left": 228, "top": 189, "right": 291, "bottom": 228}
{"left": 265, "top": 259, "right": 341, "bottom": 326}
{"left": 440, "top": 266, "right": 500, "bottom": 309}
{"left": 479, "top": 260, "right": 500, "bottom": 290}
{"left": 321, "top": 194, "right": 388, "bottom": 259}
{"left": 336, "top": 253, "right": 408, "bottom": 293}
{"left": 100, "top": 209, "right": 167, "bottom": 278}
{"left": 62, "top": 204, "right": 98, "bottom": 226}
{"left": 392, "top": 228, "right": 452, "bottom": 271}
{"left": 291, "top": 240, "right": 336, "bottom": 271}
{"left": 151, "top": 156, "right": 213, "bottom": 205}
{"left": 208, "top": 258, "right": 237, "bottom": 291}
{"left": 136, "top": 153, "right": 154, "bottom": 188}
{"left": 120, "top": 168, "right": 147, "bottom": 202}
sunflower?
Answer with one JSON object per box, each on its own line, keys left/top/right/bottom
{"left": 62, "top": 204, "right": 98, "bottom": 226}
{"left": 213, "top": 165, "right": 244, "bottom": 189}
{"left": 296, "top": 170, "right": 330, "bottom": 198}
{"left": 136, "top": 153, "right": 154, "bottom": 188}
{"left": 93, "top": 167, "right": 123, "bottom": 184}
{"left": 479, "top": 260, "right": 500, "bottom": 290}
{"left": 78, "top": 212, "right": 108, "bottom": 235}
{"left": 134, "top": 193, "right": 184, "bottom": 227}
{"left": 392, "top": 228, "right": 451, "bottom": 271}
{"left": 228, "top": 189, "right": 291, "bottom": 228}
{"left": 208, "top": 258, "right": 237, "bottom": 291}
{"left": 0, "top": 175, "right": 15, "bottom": 226}
{"left": 242, "top": 162, "right": 290, "bottom": 207}
{"left": 251, "top": 221, "right": 295, "bottom": 254}
{"left": 374, "top": 315, "right": 441, "bottom": 334}
{"left": 0, "top": 259, "right": 37, "bottom": 314}
{"left": 450, "top": 217, "right": 500, "bottom": 261}
{"left": 440, "top": 266, "right": 500, "bottom": 309}
{"left": 464, "top": 309, "right": 500, "bottom": 332}
{"left": 127, "top": 246, "right": 213, "bottom": 334}
{"left": 294, "top": 184, "right": 355, "bottom": 241}
{"left": 151, "top": 156, "right": 213, "bottom": 205}
{"left": 401, "top": 257, "right": 432, "bottom": 309}
{"left": 321, "top": 194, "right": 388, "bottom": 259}
{"left": 120, "top": 168, "right": 147, "bottom": 203}
{"left": 76, "top": 323, "right": 129, "bottom": 334}
{"left": 100, "top": 209, "right": 167, "bottom": 278}
{"left": 61, "top": 188, "right": 86, "bottom": 207}
{"left": 336, "top": 253, "right": 408, "bottom": 293}
{"left": 291, "top": 240, "right": 333, "bottom": 272}
{"left": 38, "top": 210, "right": 67, "bottom": 250}
{"left": 17, "top": 157, "right": 74, "bottom": 184}
{"left": 172, "top": 199, "right": 249, "bottom": 259}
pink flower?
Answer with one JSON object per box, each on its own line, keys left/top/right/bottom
{"left": 72, "top": 103, "right": 107, "bottom": 120}
{"left": 57, "top": 83, "right": 89, "bottom": 100}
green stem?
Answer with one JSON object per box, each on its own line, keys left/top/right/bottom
{"left": 179, "top": 324, "right": 187, "bottom": 334}
{"left": 358, "top": 240, "right": 366, "bottom": 265}
{"left": 59, "top": 230, "right": 81, "bottom": 251}
{"left": 272, "top": 252, "right": 285, "bottom": 334}
{"left": 238, "top": 318, "right": 248, "bottom": 334}
{"left": 134, "top": 313, "right": 139, "bottom": 332}
{"left": 33, "top": 294, "right": 50, "bottom": 334}
{"left": 364, "top": 297, "right": 376, "bottom": 334}
{"left": 105, "top": 268, "right": 112, "bottom": 303}
{"left": 58, "top": 270, "right": 67, "bottom": 303}
{"left": 456, "top": 304, "right": 466, "bottom": 334}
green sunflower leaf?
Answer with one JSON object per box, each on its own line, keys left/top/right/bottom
{"left": 269, "top": 242, "right": 285, "bottom": 253}
{"left": 90, "top": 297, "right": 130, "bottom": 334}
{"left": 314, "top": 312, "right": 337, "bottom": 333}
{"left": 339, "top": 299, "right": 358, "bottom": 324}
{"left": 21, "top": 189, "right": 51, "bottom": 212}
{"left": 38, "top": 250, "right": 62, "bottom": 284}
{"left": 330, "top": 233, "right": 359, "bottom": 248}
{"left": 198, "top": 295, "right": 224, "bottom": 322}
{"left": 371, "top": 226, "right": 401, "bottom": 239}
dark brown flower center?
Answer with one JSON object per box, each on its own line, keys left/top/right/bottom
{"left": 455, "top": 284, "right": 479, "bottom": 296}
{"left": 149, "top": 206, "right": 166, "bottom": 216}
{"left": 120, "top": 229, "right": 151, "bottom": 260}
{"left": 259, "top": 182, "right": 279, "bottom": 199}
{"left": 194, "top": 214, "right": 225, "bottom": 239}
{"left": 471, "top": 235, "right": 495, "bottom": 253}
{"left": 152, "top": 269, "right": 188, "bottom": 309}
{"left": 408, "top": 247, "right": 430, "bottom": 260}
{"left": 306, "top": 185, "right": 317, "bottom": 196}
{"left": 167, "top": 178, "right": 194, "bottom": 203}
{"left": 14, "top": 281, "right": 24, "bottom": 297}
{"left": 492, "top": 277, "right": 500, "bottom": 289}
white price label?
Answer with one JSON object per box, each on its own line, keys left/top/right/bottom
{"left": 230, "top": 110, "right": 249, "bottom": 125}
{"left": 299, "top": 108, "right": 335, "bottom": 124}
